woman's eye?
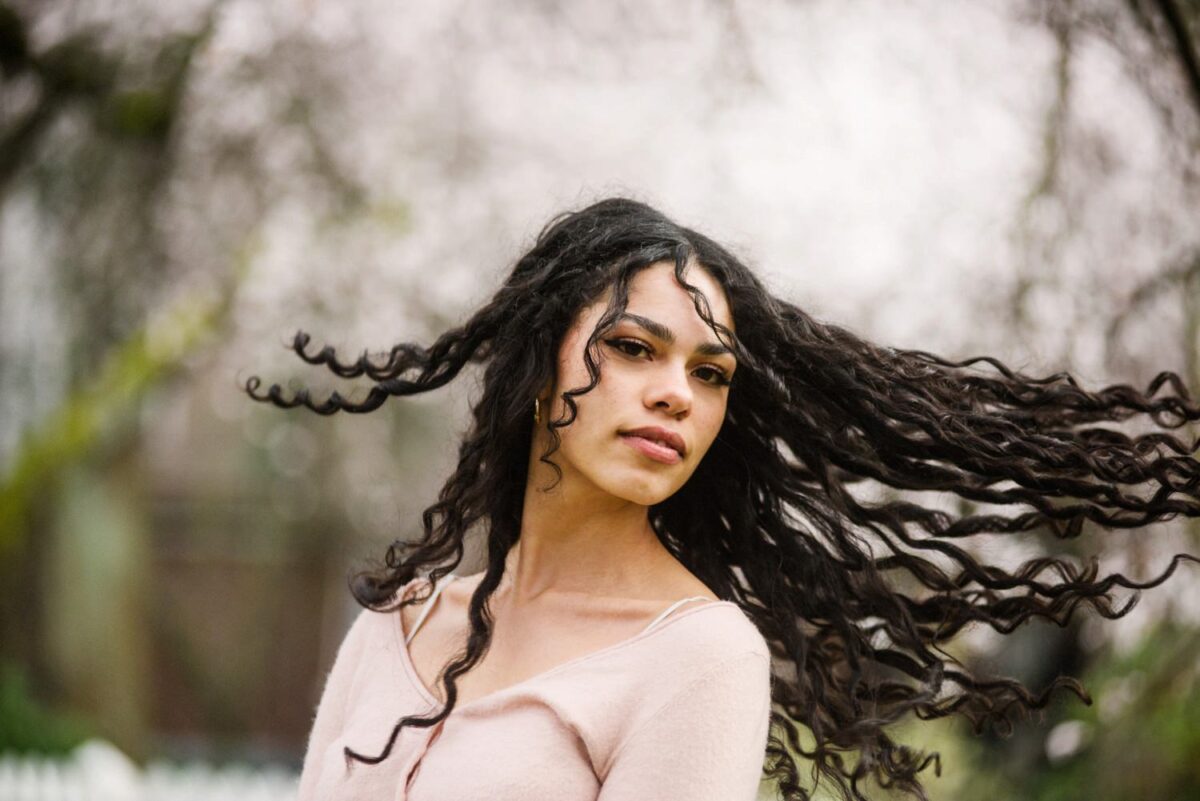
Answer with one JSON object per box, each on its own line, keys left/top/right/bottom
{"left": 606, "top": 338, "right": 650, "bottom": 358}
{"left": 605, "top": 338, "right": 732, "bottom": 386}
{"left": 694, "top": 366, "right": 732, "bottom": 386}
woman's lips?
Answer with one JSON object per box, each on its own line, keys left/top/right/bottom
{"left": 620, "top": 434, "right": 683, "bottom": 465}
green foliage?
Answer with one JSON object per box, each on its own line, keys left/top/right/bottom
{"left": 104, "top": 89, "right": 173, "bottom": 140}
{"left": 955, "top": 622, "right": 1200, "bottom": 801}
{"left": 0, "top": 285, "right": 230, "bottom": 557}
{"left": 1035, "top": 624, "right": 1200, "bottom": 800}
{"left": 0, "top": 660, "right": 94, "bottom": 754}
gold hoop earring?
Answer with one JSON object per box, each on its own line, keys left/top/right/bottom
{"left": 533, "top": 398, "right": 541, "bottom": 424}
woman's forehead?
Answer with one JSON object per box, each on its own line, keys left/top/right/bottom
{"left": 624, "top": 261, "right": 735, "bottom": 332}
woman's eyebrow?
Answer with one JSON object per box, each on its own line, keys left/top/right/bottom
{"left": 617, "top": 313, "right": 734, "bottom": 357}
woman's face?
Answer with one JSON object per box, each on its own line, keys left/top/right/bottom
{"left": 540, "top": 260, "right": 737, "bottom": 506}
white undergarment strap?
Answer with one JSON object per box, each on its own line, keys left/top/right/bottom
{"left": 641, "top": 596, "right": 714, "bottom": 635}
{"left": 405, "top": 574, "right": 460, "bottom": 645}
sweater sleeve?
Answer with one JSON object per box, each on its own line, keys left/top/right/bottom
{"left": 297, "top": 607, "right": 373, "bottom": 801}
{"left": 598, "top": 650, "right": 772, "bottom": 801}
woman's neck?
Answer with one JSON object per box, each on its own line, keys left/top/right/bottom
{"left": 501, "top": 457, "right": 679, "bottom": 605}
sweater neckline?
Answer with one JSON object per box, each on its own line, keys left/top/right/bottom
{"left": 394, "top": 576, "right": 736, "bottom": 717}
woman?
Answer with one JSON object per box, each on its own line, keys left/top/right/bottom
{"left": 246, "top": 197, "right": 1200, "bottom": 801}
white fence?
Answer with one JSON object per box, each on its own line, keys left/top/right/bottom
{"left": 0, "top": 740, "right": 298, "bottom": 801}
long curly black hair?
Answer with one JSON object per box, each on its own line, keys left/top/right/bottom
{"left": 245, "top": 197, "right": 1200, "bottom": 800}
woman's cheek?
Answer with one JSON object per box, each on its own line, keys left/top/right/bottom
{"left": 697, "top": 395, "right": 724, "bottom": 431}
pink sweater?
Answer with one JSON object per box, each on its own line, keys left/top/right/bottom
{"left": 298, "top": 575, "right": 773, "bottom": 800}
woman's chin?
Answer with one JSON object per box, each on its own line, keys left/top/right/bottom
{"left": 598, "top": 471, "right": 686, "bottom": 507}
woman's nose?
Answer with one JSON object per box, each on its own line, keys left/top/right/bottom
{"left": 645, "top": 364, "right": 691, "bottom": 417}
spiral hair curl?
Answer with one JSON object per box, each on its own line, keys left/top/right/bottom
{"left": 245, "top": 197, "right": 1200, "bottom": 800}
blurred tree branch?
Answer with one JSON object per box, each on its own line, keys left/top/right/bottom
{"left": 1008, "top": 0, "right": 1200, "bottom": 369}
{"left": 0, "top": 3, "right": 215, "bottom": 193}
{"left": 1146, "top": 0, "right": 1200, "bottom": 120}
{"left": 1105, "top": 251, "right": 1200, "bottom": 345}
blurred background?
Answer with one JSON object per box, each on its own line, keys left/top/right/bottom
{"left": 1, "top": 0, "right": 1198, "bottom": 799}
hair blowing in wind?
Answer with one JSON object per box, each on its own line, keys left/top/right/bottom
{"left": 245, "top": 197, "right": 1200, "bottom": 800}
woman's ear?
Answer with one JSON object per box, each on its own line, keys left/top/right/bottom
{"left": 531, "top": 379, "right": 554, "bottom": 427}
